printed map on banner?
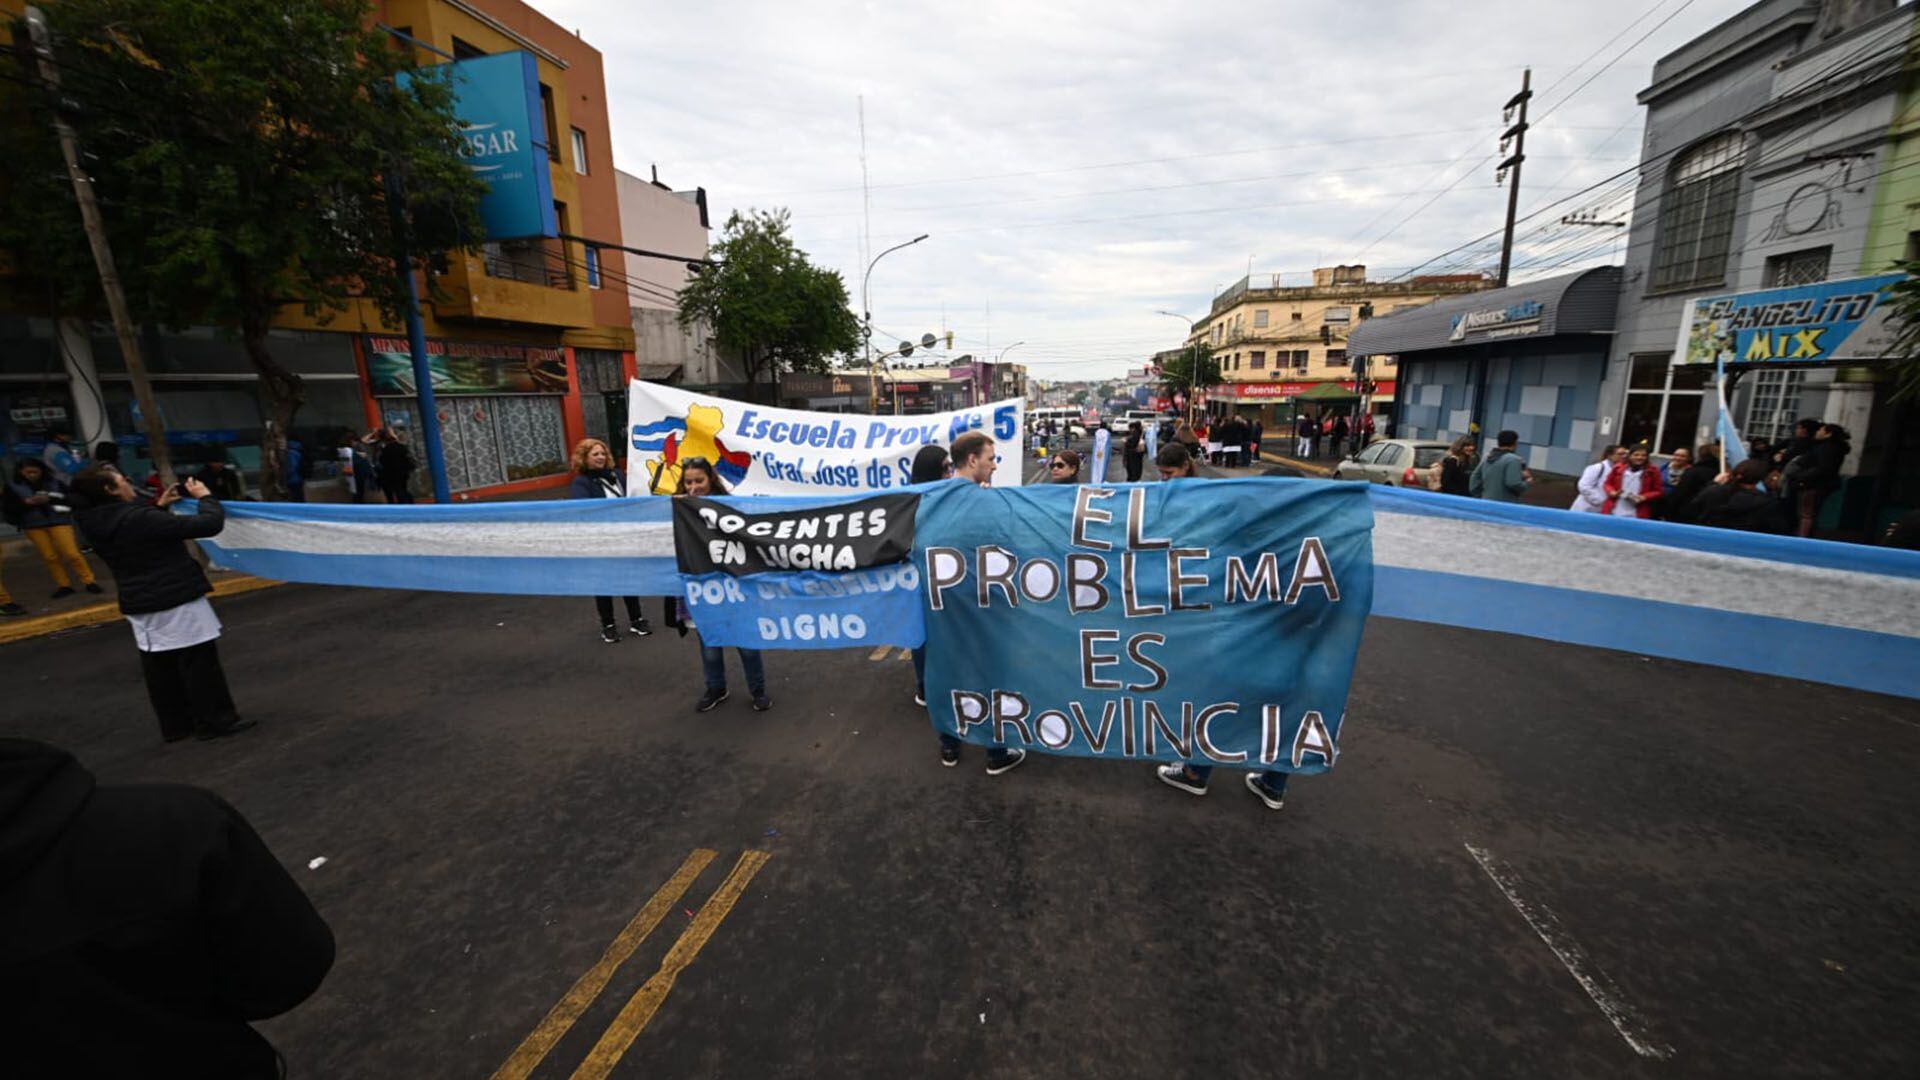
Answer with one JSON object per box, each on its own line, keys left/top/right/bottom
{"left": 626, "top": 380, "right": 1024, "bottom": 496}
{"left": 916, "top": 479, "right": 1374, "bottom": 771}
{"left": 673, "top": 491, "right": 926, "bottom": 650}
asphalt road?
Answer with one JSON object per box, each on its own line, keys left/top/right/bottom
{"left": 5, "top": 570, "right": 1918, "bottom": 1078}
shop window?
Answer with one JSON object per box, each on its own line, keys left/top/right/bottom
{"left": 1650, "top": 130, "right": 1744, "bottom": 291}
{"left": 1254, "top": 310, "right": 1270, "bottom": 328}
{"left": 1619, "top": 353, "right": 1707, "bottom": 454}
{"left": 1250, "top": 351, "right": 1266, "bottom": 369}
{"left": 1763, "top": 246, "right": 1830, "bottom": 287}
{"left": 571, "top": 127, "right": 589, "bottom": 175}
{"left": 1744, "top": 369, "right": 1806, "bottom": 444}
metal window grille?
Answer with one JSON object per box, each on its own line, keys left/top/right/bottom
{"left": 1763, "top": 246, "right": 1830, "bottom": 287}
{"left": 1744, "top": 369, "right": 1805, "bottom": 443}
{"left": 1651, "top": 132, "right": 1745, "bottom": 291}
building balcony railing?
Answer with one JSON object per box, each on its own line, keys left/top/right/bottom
{"left": 483, "top": 246, "right": 576, "bottom": 290}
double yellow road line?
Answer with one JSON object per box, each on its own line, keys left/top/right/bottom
{"left": 492, "top": 848, "right": 773, "bottom": 1080}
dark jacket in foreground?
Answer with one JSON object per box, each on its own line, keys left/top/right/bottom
{"left": 0, "top": 739, "right": 334, "bottom": 1078}
{"left": 74, "top": 496, "right": 224, "bottom": 615}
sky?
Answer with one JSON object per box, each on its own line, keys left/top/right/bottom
{"left": 536, "top": 0, "right": 1743, "bottom": 381}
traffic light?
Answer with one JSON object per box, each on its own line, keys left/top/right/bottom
{"left": 1320, "top": 325, "right": 1332, "bottom": 345}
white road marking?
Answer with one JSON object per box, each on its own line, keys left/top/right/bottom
{"left": 1463, "top": 843, "right": 1674, "bottom": 1060}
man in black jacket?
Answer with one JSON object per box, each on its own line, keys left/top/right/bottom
{"left": 0, "top": 739, "right": 334, "bottom": 1077}
{"left": 72, "top": 465, "right": 253, "bottom": 742}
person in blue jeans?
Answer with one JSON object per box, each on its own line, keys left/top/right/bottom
{"left": 1150, "top": 440, "right": 1287, "bottom": 808}
{"left": 1155, "top": 762, "right": 1289, "bottom": 810}
{"left": 923, "top": 433, "right": 1024, "bottom": 775}
{"left": 676, "top": 458, "right": 769, "bottom": 713}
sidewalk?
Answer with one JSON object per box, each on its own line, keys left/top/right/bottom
{"left": 0, "top": 535, "right": 281, "bottom": 646}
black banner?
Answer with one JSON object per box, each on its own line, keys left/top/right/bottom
{"left": 673, "top": 494, "right": 919, "bottom": 576}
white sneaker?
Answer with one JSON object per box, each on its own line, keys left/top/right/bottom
{"left": 1155, "top": 763, "right": 1208, "bottom": 796}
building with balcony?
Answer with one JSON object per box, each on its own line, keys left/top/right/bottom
{"left": 0, "top": 0, "right": 639, "bottom": 501}
{"left": 1182, "top": 266, "right": 1491, "bottom": 429}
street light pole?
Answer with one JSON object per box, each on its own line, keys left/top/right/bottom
{"left": 1154, "top": 310, "right": 1199, "bottom": 425}
{"left": 863, "top": 234, "right": 928, "bottom": 412}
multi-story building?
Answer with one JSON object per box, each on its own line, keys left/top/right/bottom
{"left": 1183, "top": 266, "right": 1489, "bottom": 429}
{"left": 616, "top": 167, "right": 745, "bottom": 404}
{"left": 0, "top": 0, "right": 638, "bottom": 501}
{"left": 1593, "top": 0, "right": 1919, "bottom": 532}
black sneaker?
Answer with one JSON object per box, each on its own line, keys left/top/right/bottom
{"left": 629, "top": 618, "right": 652, "bottom": 638}
{"left": 695, "top": 688, "right": 728, "bottom": 713}
{"left": 751, "top": 692, "right": 771, "bottom": 711}
{"left": 913, "top": 688, "right": 926, "bottom": 707}
{"left": 83, "top": 583, "right": 104, "bottom": 594}
{"left": 600, "top": 624, "right": 621, "bottom": 644}
{"left": 985, "top": 748, "right": 1027, "bottom": 776}
{"left": 1244, "top": 773, "right": 1286, "bottom": 810}
{"left": 940, "top": 744, "right": 960, "bottom": 768}
{"left": 1155, "top": 763, "right": 1208, "bottom": 796}
{"left": 0, "top": 602, "right": 26, "bottom": 617}
{"left": 51, "top": 586, "right": 75, "bottom": 599}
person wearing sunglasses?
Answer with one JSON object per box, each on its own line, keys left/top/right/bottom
{"left": 1047, "top": 449, "right": 1081, "bottom": 484}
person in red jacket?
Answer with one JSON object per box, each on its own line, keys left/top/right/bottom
{"left": 1601, "top": 444, "right": 1665, "bottom": 518}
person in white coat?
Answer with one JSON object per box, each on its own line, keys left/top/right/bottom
{"left": 1570, "top": 445, "right": 1625, "bottom": 513}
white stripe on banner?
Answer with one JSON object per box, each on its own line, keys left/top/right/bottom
{"left": 212, "top": 516, "right": 675, "bottom": 560}
{"left": 1375, "top": 510, "right": 1920, "bottom": 639}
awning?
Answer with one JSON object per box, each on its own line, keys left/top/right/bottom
{"left": 1346, "top": 266, "right": 1621, "bottom": 357}
{"left": 1293, "top": 382, "right": 1361, "bottom": 402}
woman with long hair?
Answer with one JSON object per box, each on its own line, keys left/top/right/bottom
{"left": 1784, "top": 422, "right": 1851, "bottom": 537}
{"left": 1048, "top": 449, "right": 1082, "bottom": 483}
{"left": 1601, "top": 444, "right": 1665, "bottom": 519}
{"left": 676, "top": 458, "right": 770, "bottom": 712}
{"left": 1437, "top": 437, "right": 1477, "bottom": 497}
{"left": 570, "top": 439, "right": 651, "bottom": 644}
{"left": 1122, "top": 421, "right": 1146, "bottom": 481}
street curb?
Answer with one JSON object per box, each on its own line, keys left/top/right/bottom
{"left": 1258, "top": 451, "right": 1334, "bottom": 476}
{"left": 0, "top": 574, "right": 284, "bottom": 646}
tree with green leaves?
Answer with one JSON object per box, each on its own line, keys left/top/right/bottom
{"left": 676, "top": 208, "right": 861, "bottom": 400}
{"left": 0, "top": 0, "right": 484, "bottom": 498}
{"left": 1157, "top": 343, "right": 1220, "bottom": 402}
{"left": 1878, "top": 260, "right": 1920, "bottom": 402}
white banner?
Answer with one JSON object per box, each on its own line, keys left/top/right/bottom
{"left": 625, "top": 380, "right": 1025, "bottom": 495}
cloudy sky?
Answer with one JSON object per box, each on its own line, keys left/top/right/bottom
{"left": 537, "top": 0, "right": 1739, "bottom": 380}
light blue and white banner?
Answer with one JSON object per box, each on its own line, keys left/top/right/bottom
{"left": 915, "top": 478, "right": 1373, "bottom": 769}
{"left": 194, "top": 481, "right": 1920, "bottom": 700}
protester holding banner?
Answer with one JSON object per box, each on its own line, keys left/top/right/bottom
{"left": 675, "top": 459, "right": 771, "bottom": 713}
{"left": 1049, "top": 450, "right": 1082, "bottom": 484}
{"left": 929, "top": 432, "right": 1024, "bottom": 774}
{"left": 569, "top": 439, "right": 652, "bottom": 645}
{"left": 1155, "top": 441, "right": 1196, "bottom": 480}
{"left": 907, "top": 445, "right": 953, "bottom": 708}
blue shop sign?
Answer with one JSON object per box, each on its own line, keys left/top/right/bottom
{"left": 1449, "top": 299, "right": 1544, "bottom": 342}
{"left": 402, "top": 51, "right": 558, "bottom": 241}
{"left": 1676, "top": 273, "right": 1906, "bottom": 366}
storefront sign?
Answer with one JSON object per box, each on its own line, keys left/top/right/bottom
{"left": 401, "top": 52, "right": 559, "bottom": 241}
{"left": 1449, "top": 300, "right": 1544, "bottom": 342}
{"left": 1675, "top": 273, "right": 1905, "bottom": 366}
{"left": 782, "top": 373, "right": 874, "bottom": 398}
{"left": 366, "top": 337, "right": 568, "bottom": 396}
{"left": 1207, "top": 380, "right": 1397, "bottom": 401}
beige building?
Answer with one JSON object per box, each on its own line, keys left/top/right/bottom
{"left": 1186, "top": 265, "right": 1491, "bottom": 425}
{"left": 614, "top": 168, "right": 743, "bottom": 388}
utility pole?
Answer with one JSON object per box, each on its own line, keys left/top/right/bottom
{"left": 1495, "top": 67, "right": 1532, "bottom": 289}
{"left": 20, "top": 7, "right": 174, "bottom": 484}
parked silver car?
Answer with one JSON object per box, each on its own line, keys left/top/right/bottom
{"left": 1333, "top": 439, "right": 1452, "bottom": 486}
